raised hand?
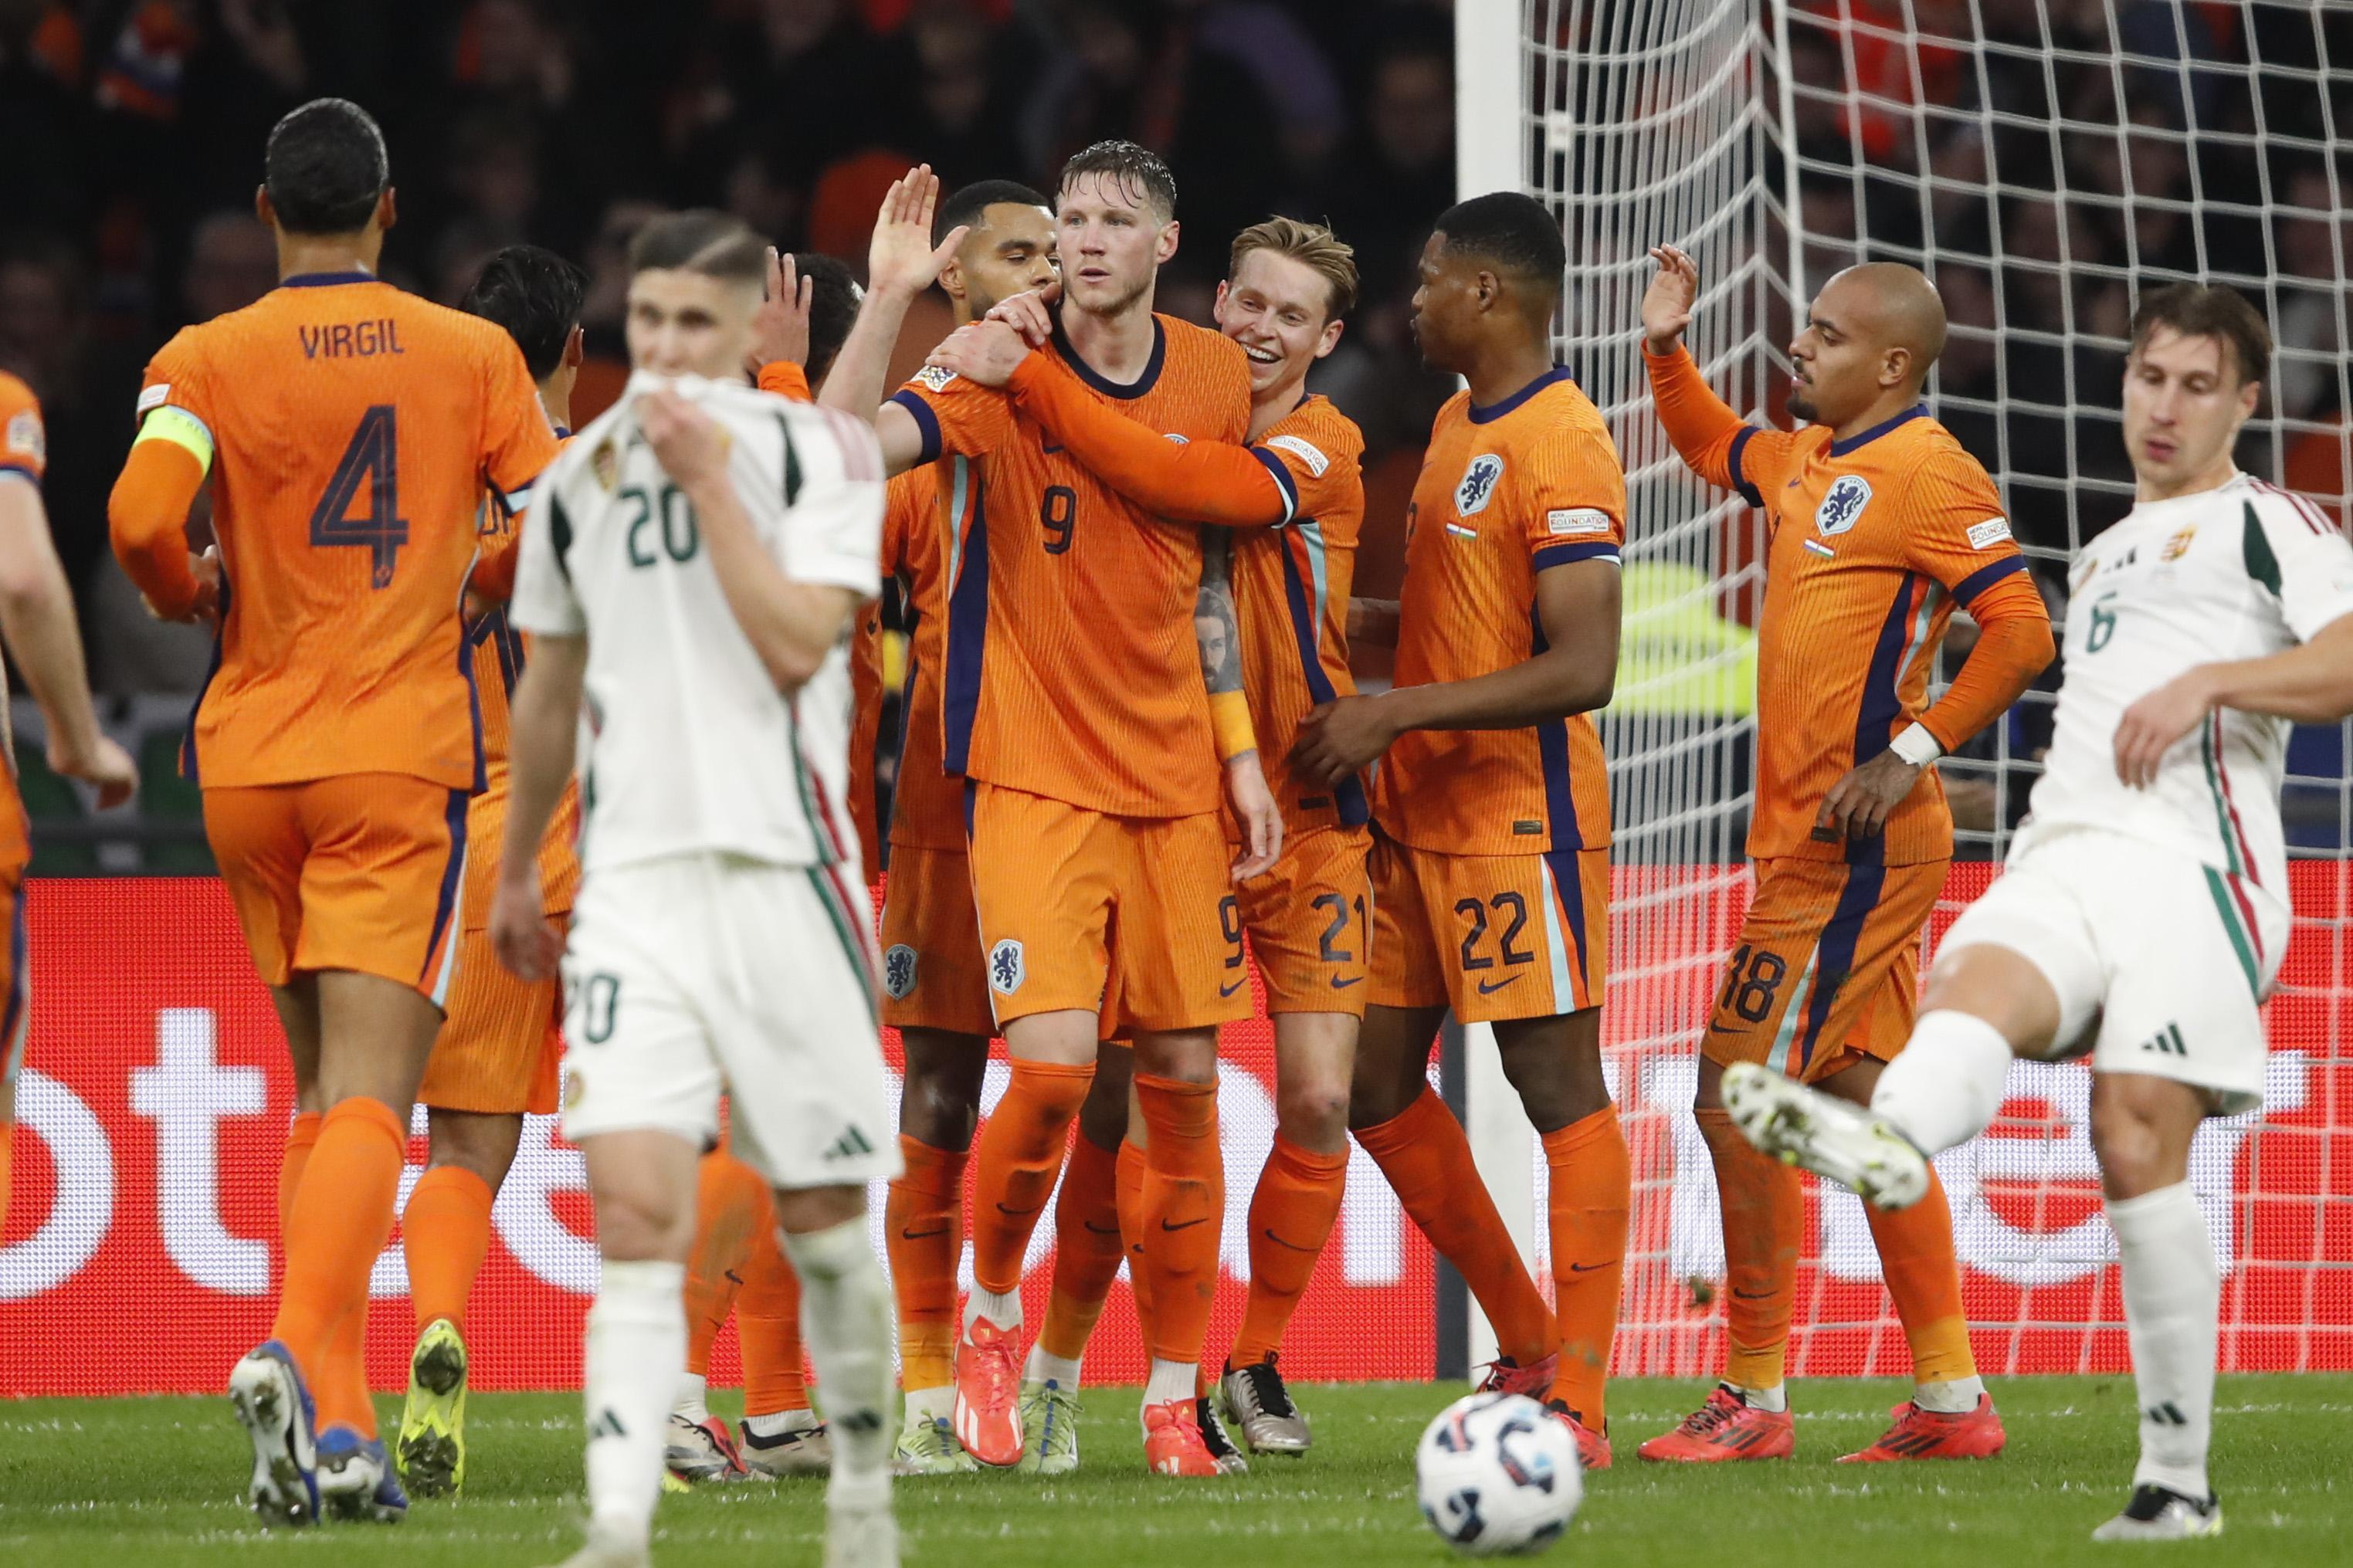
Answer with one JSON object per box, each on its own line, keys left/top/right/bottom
{"left": 925, "top": 320, "right": 1032, "bottom": 388}
{"left": 747, "top": 247, "right": 813, "bottom": 375}
{"left": 867, "top": 164, "right": 971, "bottom": 300}
{"left": 1643, "top": 244, "right": 1700, "bottom": 353}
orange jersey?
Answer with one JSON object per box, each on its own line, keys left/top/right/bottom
{"left": 889, "top": 313, "right": 1252, "bottom": 818}
{"left": 138, "top": 273, "right": 558, "bottom": 791}
{"left": 1375, "top": 371, "right": 1626, "bottom": 855}
{"left": 1647, "top": 344, "right": 2047, "bottom": 864}
{"left": 1231, "top": 396, "right": 1368, "bottom": 829}
{"left": 875, "top": 462, "right": 977, "bottom": 852}
{"left": 0, "top": 371, "right": 42, "bottom": 875}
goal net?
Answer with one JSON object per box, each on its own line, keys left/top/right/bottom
{"left": 1470, "top": 0, "right": 2353, "bottom": 1378}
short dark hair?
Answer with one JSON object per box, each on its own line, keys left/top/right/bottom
{"left": 2129, "top": 281, "right": 2272, "bottom": 388}
{"left": 462, "top": 245, "right": 586, "bottom": 381}
{"left": 792, "top": 252, "right": 861, "bottom": 388}
{"left": 1059, "top": 140, "right": 1177, "bottom": 222}
{"left": 626, "top": 209, "right": 767, "bottom": 286}
{"left": 1432, "top": 191, "right": 1567, "bottom": 293}
{"left": 264, "top": 99, "right": 390, "bottom": 235}
{"left": 937, "top": 179, "right": 1052, "bottom": 246}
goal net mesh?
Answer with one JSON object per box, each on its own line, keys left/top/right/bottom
{"left": 1515, "top": 0, "right": 2353, "bottom": 1377}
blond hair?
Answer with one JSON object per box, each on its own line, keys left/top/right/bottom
{"left": 1229, "top": 217, "right": 1358, "bottom": 324}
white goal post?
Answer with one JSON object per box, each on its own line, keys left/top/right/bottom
{"left": 1452, "top": 0, "right": 2353, "bottom": 1381}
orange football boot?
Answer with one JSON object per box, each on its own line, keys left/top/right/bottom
{"left": 1839, "top": 1394, "right": 2006, "bottom": 1461}
{"left": 951, "top": 1316, "right": 1025, "bottom": 1468}
{"left": 1543, "top": 1400, "right": 1612, "bottom": 1471}
{"left": 1636, "top": 1385, "right": 1795, "bottom": 1462}
{"left": 1475, "top": 1352, "right": 1559, "bottom": 1400}
{"left": 1142, "top": 1399, "right": 1223, "bottom": 1478}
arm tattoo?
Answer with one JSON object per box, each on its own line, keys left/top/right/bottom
{"left": 1195, "top": 530, "right": 1244, "bottom": 695}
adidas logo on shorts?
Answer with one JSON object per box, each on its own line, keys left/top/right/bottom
{"left": 822, "top": 1125, "right": 876, "bottom": 1162}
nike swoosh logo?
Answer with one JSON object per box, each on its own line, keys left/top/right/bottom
{"left": 1565, "top": 1262, "right": 1609, "bottom": 1273}
{"left": 1731, "top": 1287, "right": 1775, "bottom": 1301}
{"left": 898, "top": 1227, "right": 948, "bottom": 1241}
{"left": 1261, "top": 1228, "right": 1318, "bottom": 1253}
{"left": 1161, "top": 1217, "right": 1210, "bottom": 1232}
{"left": 1330, "top": 975, "right": 1363, "bottom": 990}
{"left": 1043, "top": 440, "right": 1065, "bottom": 455}
{"left": 994, "top": 1201, "right": 1044, "bottom": 1217}
{"left": 1476, "top": 974, "right": 1521, "bottom": 994}
{"left": 1082, "top": 1221, "right": 1122, "bottom": 1236}
{"left": 723, "top": 1269, "right": 744, "bottom": 1285}
{"left": 1220, "top": 979, "right": 1246, "bottom": 997}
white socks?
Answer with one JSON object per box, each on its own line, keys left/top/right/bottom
{"left": 744, "top": 1407, "right": 819, "bottom": 1438}
{"left": 1914, "top": 1376, "right": 1985, "bottom": 1414}
{"left": 1872, "top": 1009, "right": 2015, "bottom": 1155}
{"left": 671, "top": 1371, "right": 710, "bottom": 1426}
{"left": 2108, "top": 1183, "right": 2219, "bottom": 1501}
{"left": 1727, "top": 1381, "right": 1787, "bottom": 1414}
{"left": 782, "top": 1217, "right": 897, "bottom": 1511}
{"left": 584, "top": 1258, "right": 687, "bottom": 1543}
{"left": 966, "top": 1284, "right": 1022, "bottom": 1333}
{"left": 1026, "top": 1346, "right": 1083, "bottom": 1390}
{"left": 1144, "top": 1357, "right": 1196, "bottom": 1409}
{"left": 904, "top": 1384, "right": 952, "bottom": 1426}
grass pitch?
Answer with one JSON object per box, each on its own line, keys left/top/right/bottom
{"left": 0, "top": 1376, "right": 2343, "bottom": 1566}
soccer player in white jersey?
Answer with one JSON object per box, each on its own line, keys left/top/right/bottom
{"left": 490, "top": 210, "right": 898, "bottom": 1568}
{"left": 1724, "top": 283, "right": 2353, "bottom": 1543}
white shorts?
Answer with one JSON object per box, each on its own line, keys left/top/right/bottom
{"left": 1938, "top": 825, "right": 2287, "bottom": 1116}
{"left": 560, "top": 853, "right": 900, "bottom": 1190}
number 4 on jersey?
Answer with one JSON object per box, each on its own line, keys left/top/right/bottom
{"left": 310, "top": 403, "right": 408, "bottom": 588}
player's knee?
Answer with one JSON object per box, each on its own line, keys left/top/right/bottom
{"left": 898, "top": 1072, "right": 980, "bottom": 1150}
{"left": 594, "top": 1183, "right": 694, "bottom": 1264}
{"left": 2088, "top": 1086, "right": 2188, "bottom": 1200}
{"left": 1277, "top": 1078, "right": 1351, "bottom": 1147}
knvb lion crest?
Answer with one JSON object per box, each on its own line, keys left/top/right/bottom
{"left": 1816, "top": 473, "right": 1873, "bottom": 535}
{"left": 1455, "top": 453, "right": 1505, "bottom": 516}
{"left": 883, "top": 943, "right": 918, "bottom": 1001}
{"left": 988, "top": 938, "right": 1026, "bottom": 995}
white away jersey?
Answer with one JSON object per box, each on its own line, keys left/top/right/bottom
{"left": 512, "top": 371, "right": 883, "bottom": 874}
{"left": 2019, "top": 471, "right": 2353, "bottom": 894}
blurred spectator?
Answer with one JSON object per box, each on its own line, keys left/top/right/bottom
{"left": 180, "top": 209, "right": 278, "bottom": 327}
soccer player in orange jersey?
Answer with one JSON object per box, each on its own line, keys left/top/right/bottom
{"left": 1291, "top": 193, "right": 1629, "bottom": 1471}
{"left": 0, "top": 371, "right": 138, "bottom": 1235}
{"left": 1635, "top": 247, "right": 2053, "bottom": 1461}
{"left": 771, "top": 184, "right": 1119, "bottom": 1478}
{"left": 932, "top": 215, "right": 1368, "bottom": 1458}
{"left": 827, "top": 151, "right": 1277, "bottom": 1478}
{"left": 389, "top": 242, "right": 587, "bottom": 1501}
{"left": 107, "top": 100, "right": 558, "bottom": 1526}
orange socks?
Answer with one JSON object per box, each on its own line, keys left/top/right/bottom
{"left": 968, "top": 1058, "right": 1093, "bottom": 1297}
{"left": 738, "top": 1218, "right": 808, "bottom": 1417}
{"left": 402, "top": 1165, "right": 494, "bottom": 1336}
{"left": 1037, "top": 1131, "right": 1124, "bottom": 1365}
{"left": 1356, "top": 1089, "right": 1553, "bottom": 1366}
{"left": 1230, "top": 1136, "right": 1347, "bottom": 1369}
{"left": 886, "top": 1134, "right": 967, "bottom": 1394}
{"left": 1542, "top": 1105, "right": 1629, "bottom": 1424}
{"left": 1698, "top": 1105, "right": 1804, "bottom": 1391}
{"left": 1116, "top": 1135, "right": 1154, "bottom": 1336}
{"left": 683, "top": 1150, "right": 771, "bottom": 1376}
{"left": 1864, "top": 1167, "right": 1978, "bottom": 1387}
{"left": 1133, "top": 1073, "right": 1222, "bottom": 1367}
{"left": 273, "top": 1097, "right": 406, "bottom": 1438}
{"left": 278, "top": 1109, "right": 322, "bottom": 1241}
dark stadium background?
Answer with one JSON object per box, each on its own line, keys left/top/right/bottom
{"left": 2, "top": 0, "right": 2348, "bottom": 866}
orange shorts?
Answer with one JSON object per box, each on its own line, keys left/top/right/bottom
{"left": 418, "top": 913, "right": 568, "bottom": 1115}
{"left": 879, "top": 842, "right": 995, "bottom": 1037}
{"left": 1236, "top": 826, "right": 1372, "bottom": 1016}
{"left": 1370, "top": 830, "right": 1610, "bottom": 1024}
{"left": 204, "top": 773, "right": 468, "bottom": 1001}
{"left": 1701, "top": 855, "right": 1943, "bottom": 1084}
{"left": 967, "top": 781, "right": 1248, "bottom": 1034}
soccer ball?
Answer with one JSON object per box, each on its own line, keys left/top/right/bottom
{"left": 1415, "top": 1392, "right": 1582, "bottom": 1556}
